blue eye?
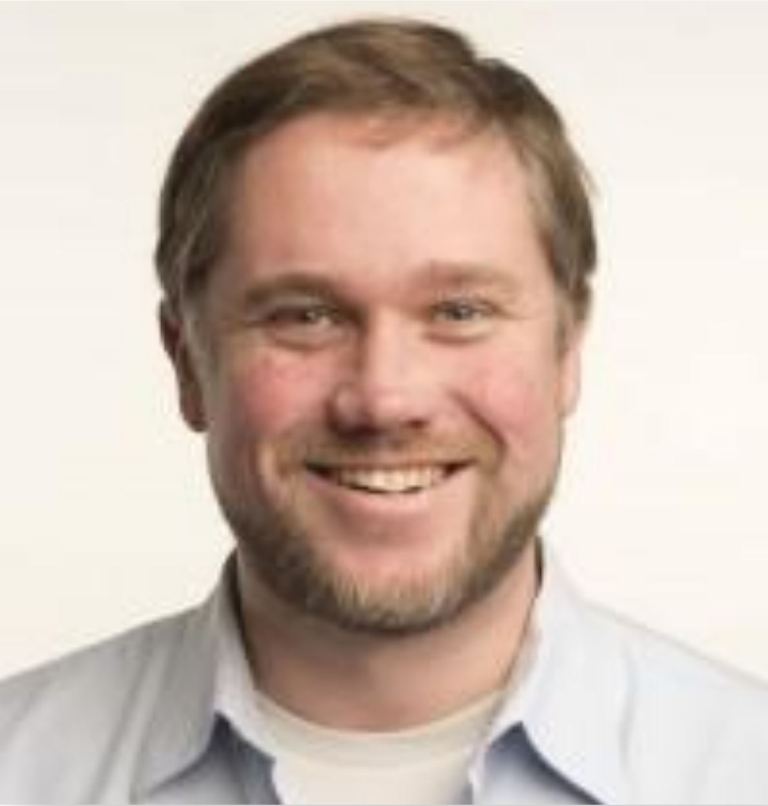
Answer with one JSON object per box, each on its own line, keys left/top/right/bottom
{"left": 433, "top": 299, "right": 491, "bottom": 321}
{"left": 268, "top": 304, "right": 339, "bottom": 327}
{"left": 259, "top": 301, "right": 348, "bottom": 349}
{"left": 429, "top": 297, "right": 500, "bottom": 341}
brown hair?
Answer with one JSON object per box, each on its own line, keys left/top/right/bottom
{"left": 155, "top": 18, "right": 596, "bottom": 323}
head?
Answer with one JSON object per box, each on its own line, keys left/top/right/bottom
{"left": 156, "top": 19, "right": 596, "bottom": 635}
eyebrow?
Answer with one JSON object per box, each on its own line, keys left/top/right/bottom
{"left": 418, "top": 260, "right": 522, "bottom": 294}
{"left": 236, "top": 273, "right": 348, "bottom": 311}
{"left": 234, "top": 261, "right": 520, "bottom": 312}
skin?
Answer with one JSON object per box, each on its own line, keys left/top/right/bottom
{"left": 162, "top": 113, "right": 584, "bottom": 729}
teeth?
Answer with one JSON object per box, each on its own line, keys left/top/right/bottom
{"left": 331, "top": 466, "right": 446, "bottom": 493}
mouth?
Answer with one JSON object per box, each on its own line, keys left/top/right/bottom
{"left": 305, "top": 462, "right": 468, "bottom": 495}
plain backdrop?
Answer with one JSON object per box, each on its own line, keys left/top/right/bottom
{"left": 1, "top": 1, "right": 767, "bottom": 680}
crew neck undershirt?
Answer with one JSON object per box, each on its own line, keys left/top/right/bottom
{"left": 254, "top": 688, "right": 504, "bottom": 805}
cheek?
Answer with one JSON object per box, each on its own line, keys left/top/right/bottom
{"left": 456, "top": 348, "right": 565, "bottom": 456}
{"left": 206, "top": 351, "right": 336, "bottom": 500}
{"left": 214, "top": 350, "right": 334, "bottom": 441}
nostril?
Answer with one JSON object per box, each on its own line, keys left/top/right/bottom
{"left": 327, "top": 380, "right": 430, "bottom": 433}
{"left": 305, "top": 463, "right": 332, "bottom": 478}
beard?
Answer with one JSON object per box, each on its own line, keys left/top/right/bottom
{"left": 212, "top": 426, "right": 561, "bottom": 636}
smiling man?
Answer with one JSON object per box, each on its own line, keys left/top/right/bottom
{"left": 2, "top": 17, "right": 768, "bottom": 806}
{"left": 190, "top": 112, "right": 577, "bottom": 645}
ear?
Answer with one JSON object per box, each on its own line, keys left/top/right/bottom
{"left": 558, "top": 317, "right": 587, "bottom": 418}
{"left": 159, "top": 301, "right": 208, "bottom": 432}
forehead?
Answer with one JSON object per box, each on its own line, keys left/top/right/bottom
{"left": 211, "top": 112, "right": 550, "bottom": 302}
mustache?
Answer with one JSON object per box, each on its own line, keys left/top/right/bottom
{"left": 276, "top": 426, "right": 499, "bottom": 468}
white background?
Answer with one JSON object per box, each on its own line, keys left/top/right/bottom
{"left": 1, "top": 1, "right": 766, "bottom": 680}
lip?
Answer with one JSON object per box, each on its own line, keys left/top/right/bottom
{"left": 302, "top": 461, "right": 473, "bottom": 520}
{"left": 305, "top": 459, "right": 470, "bottom": 472}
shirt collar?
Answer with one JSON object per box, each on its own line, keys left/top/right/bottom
{"left": 481, "top": 545, "right": 631, "bottom": 804}
{"left": 134, "top": 547, "right": 632, "bottom": 804}
{"left": 133, "top": 560, "right": 235, "bottom": 799}
{"left": 134, "top": 556, "right": 280, "bottom": 799}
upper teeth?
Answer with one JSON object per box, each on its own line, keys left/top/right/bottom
{"left": 331, "top": 466, "right": 446, "bottom": 493}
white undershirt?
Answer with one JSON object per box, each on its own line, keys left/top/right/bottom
{"left": 255, "top": 689, "right": 503, "bottom": 805}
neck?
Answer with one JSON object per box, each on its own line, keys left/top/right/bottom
{"left": 235, "top": 541, "right": 538, "bottom": 731}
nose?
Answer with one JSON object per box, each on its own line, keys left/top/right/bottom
{"left": 328, "top": 314, "right": 439, "bottom": 435}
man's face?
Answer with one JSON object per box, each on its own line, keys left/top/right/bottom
{"left": 169, "top": 114, "right": 583, "bottom": 634}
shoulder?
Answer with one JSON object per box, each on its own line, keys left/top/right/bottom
{"left": 583, "top": 597, "right": 768, "bottom": 801}
{"left": 528, "top": 560, "right": 768, "bottom": 802}
{"left": 0, "top": 607, "right": 194, "bottom": 716}
{"left": 586, "top": 599, "right": 768, "bottom": 715}
{"left": 0, "top": 608, "right": 199, "bottom": 802}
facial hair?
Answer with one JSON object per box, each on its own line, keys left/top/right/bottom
{"left": 212, "top": 424, "right": 561, "bottom": 636}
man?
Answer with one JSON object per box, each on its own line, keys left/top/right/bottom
{"left": 1, "top": 17, "right": 767, "bottom": 805}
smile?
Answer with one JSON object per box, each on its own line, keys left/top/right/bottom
{"left": 307, "top": 464, "right": 465, "bottom": 494}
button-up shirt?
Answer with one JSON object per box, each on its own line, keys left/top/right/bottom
{"left": 2, "top": 547, "right": 768, "bottom": 804}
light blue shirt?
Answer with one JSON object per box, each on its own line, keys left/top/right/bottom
{"left": 2, "top": 547, "right": 768, "bottom": 804}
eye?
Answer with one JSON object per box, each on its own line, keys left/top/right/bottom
{"left": 429, "top": 297, "right": 500, "bottom": 340}
{"left": 268, "top": 303, "right": 338, "bottom": 327}
{"left": 259, "top": 301, "right": 349, "bottom": 348}
{"left": 433, "top": 299, "right": 491, "bottom": 321}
